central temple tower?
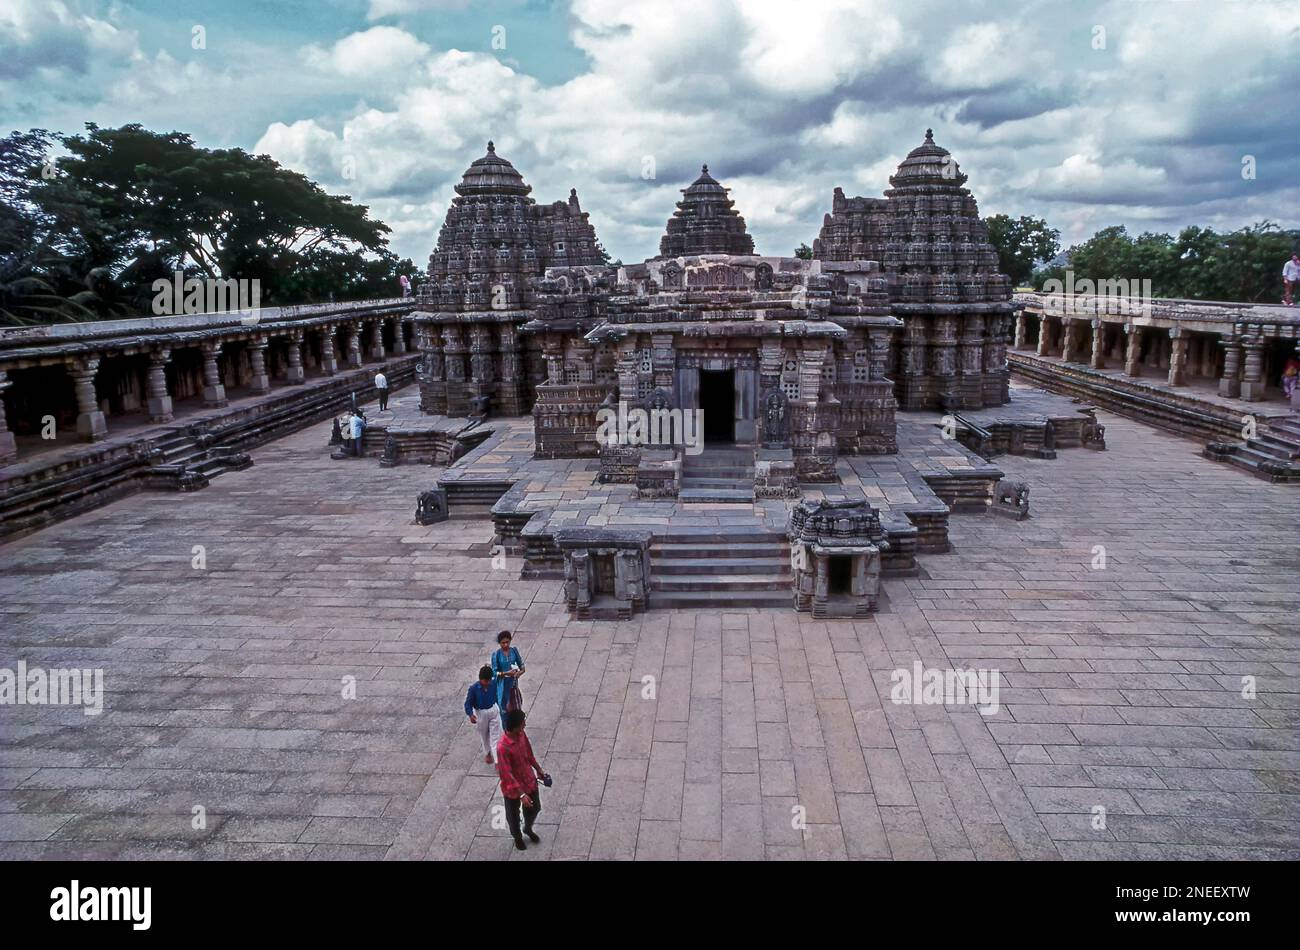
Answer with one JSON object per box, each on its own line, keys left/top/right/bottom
{"left": 657, "top": 165, "right": 755, "bottom": 258}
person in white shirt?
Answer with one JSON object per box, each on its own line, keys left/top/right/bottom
{"left": 374, "top": 370, "right": 389, "bottom": 410}
{"left": 1283, "top": 254, "right": 1300, "bottom": 307}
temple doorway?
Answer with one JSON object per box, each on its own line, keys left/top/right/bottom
{"left": 700, "top": 368, "right": 735, "bottom": 443}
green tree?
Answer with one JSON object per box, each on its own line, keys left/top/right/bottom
{"left": 983, "top": 214, "right": 1059, "bottom": 288}
{"left": 0, "top": 129, "right": 108, "bottom": 323}
{"left": 794, "top": 243, "right": 813, "bottom": 260}
{"left": 1034, "top": 220, "right": 1300, "bottom": 303}
{"left": 6, "top": 123, "right": 402, "bottom": 318}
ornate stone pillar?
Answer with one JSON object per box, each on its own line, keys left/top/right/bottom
{"left": 369, "top": 320, "right": 387, "bottom": 361}
{"left": 1219, "top": 332, "right": 1242, "bottom": 398}
{"left": 146, "top": 348, "right": 174, "bottom": 422}
{"left": 247, "top": 336, "right": 271, "bottom": 393}
{"left": 1013, "top": 311, "right": 1027, "bottom": 350}
{"left": 1060, "top": 318, "right": 1080, "bottom": 363}
{"left": 1089, "top": 318, "right": 1106, "bottom": 369}
{"left": 345, "top": 322, "right": 363, "bottom": 369}
{"left": 1167, "top": 327, "right": 1188, "bottom": 387}
{"left": 71, "top": 356, "right": 109, "bottom": 440}
{"left": 1240, "top": 332, "right": 1266, "bottom": 402}
{"left": 391, "top": 318, "right": 407, "bottom": 355}
{"left": 285, "top": 330, "right": 305, "bottom": 384}
{"left": 319, "top": 327, "right": 339, "bottom": 376}
{"left": 1036, "top": 316, "right": 1053, "bottom": 357}
{"left": 0, "top": 370, "right": 18, "bottom": 463}
{"left": 200, "top": 342, "right": 228, "bottom": 407}
{"left": 1124, "top": 324, "right": 1142, "bottom": 377}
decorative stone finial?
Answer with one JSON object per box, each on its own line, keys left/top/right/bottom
{"left": 570, "top": 188, "right": 577, "bottom": 197}
{"left": 487, "top": 140, "right": 495, "bottom": 153}
{"left": 924, "top": 128, "right": 934, "bottom": 143}
{"left": 701, "top": 164, "right": 709, "bottom": 175}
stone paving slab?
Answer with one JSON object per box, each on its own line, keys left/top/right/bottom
{"left": 1, "top": 389, "right": 1298, "bottom": 860}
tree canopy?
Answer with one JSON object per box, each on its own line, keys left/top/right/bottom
{"left": 983, "top": 214, "right": 1060, "bottom": 288}
{"left": 1032, "top": 221, "right": 1299, "bottom": 303}
{"left": 1, "top": 124, "right": 422, "bottom": 324}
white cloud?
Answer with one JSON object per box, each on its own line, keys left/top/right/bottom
{"left": 4, "top": 0, "right": 1295, "bottom": 266}
{"left": 303, "top": 26, "right": 431, "bottom": 79}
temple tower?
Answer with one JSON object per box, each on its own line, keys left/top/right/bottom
{"left": 658, "top": 165, "right": 755, "bottom": 258}
{"left": 416, "top": 142, "right": 603, "bottom": 416}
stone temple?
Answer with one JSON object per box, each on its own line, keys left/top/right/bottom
{"left": 415, "top": 131, "right": 1014, "bottom": 465}
{"left": 407, "top": 131, "right": 1037, "bottom": 617}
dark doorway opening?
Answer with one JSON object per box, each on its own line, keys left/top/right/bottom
{"left": 699, "top": 368, "right": 734, "bottom": 443}
{"left": 828, "top": 555, "right": 852, "bottom": 595}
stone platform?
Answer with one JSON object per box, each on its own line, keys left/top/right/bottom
{"left": 1, "top": 404, "right": 1296, "bottom": 861}
{"left": 432, "top": 410, "right": 1005, "bottom": 593}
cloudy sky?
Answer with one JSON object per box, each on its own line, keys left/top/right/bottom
{"left": 3, "top": 0, "right": 1297, "bottom": 266}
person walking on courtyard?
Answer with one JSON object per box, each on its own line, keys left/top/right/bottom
{"left": 464, "top": 665, "right": 502, "bottom": 763}
{"left": 495, "top": 709, "right": 547, "bottom": 850}
{"left": 491, "top": 630, "right": 525, "bottom": 720}
{"left": 375, "top": 369, "right": 389, "bottom": 411}
{"left": 1284, "top": 253, "right": 1300, "bottom": 307}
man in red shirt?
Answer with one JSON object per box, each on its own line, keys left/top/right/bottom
{"left": 496, "top": 709, "right": 547, "bottom": 850}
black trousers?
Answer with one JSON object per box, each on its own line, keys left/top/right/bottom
{"left": 378, "top": 388, "right": 388, "bottom": 410}
{"left": 504, "top": 790, "right": 540, "bottom": 839}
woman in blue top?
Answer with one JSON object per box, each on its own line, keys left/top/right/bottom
{"left": 491, "top": 630, "right": 525, "bottom": 718}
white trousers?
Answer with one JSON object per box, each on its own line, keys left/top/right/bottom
{"left": 473, "top": 705, "right": 502, "bottom": 759}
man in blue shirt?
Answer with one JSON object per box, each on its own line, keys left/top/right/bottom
{"left": 464, "top": 665, "right": 501, "bottom": 763}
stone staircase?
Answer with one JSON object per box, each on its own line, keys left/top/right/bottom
{"left": 649, "top": 525, "right": 791, "bottom": 609}
{"left": 1203, "top": 414, "right": 1300, "bottom": 483}
{"left": 679, "top": 445, "right": 755, "bottom": 503}
{"left": 148, "top": 430, "right": 254, "bottom": 484}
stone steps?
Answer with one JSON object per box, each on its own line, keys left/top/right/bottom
{"left": 656, "top": 556, "right": 790, "bottom": 575}
{"left": 1254, "top": 432, "right": 1300, "bottom": 460}
{"left": 1269, "top": 417, "right": 1300, "bottom": 440}
{"left": 678, "top": 487, "right": 754, "bottom": 503}
{"left": 652, "top": 540, "right": 780, "bottom": 557}
{"left": 649, "top": 526, "right": 790, "bottom": 609}
{"left": 680, "top": 446, "right": 755, "bottom": 503}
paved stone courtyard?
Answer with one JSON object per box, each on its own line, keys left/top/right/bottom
{"left": 1, "top": 391, "right": 1297, "bottom": 860}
